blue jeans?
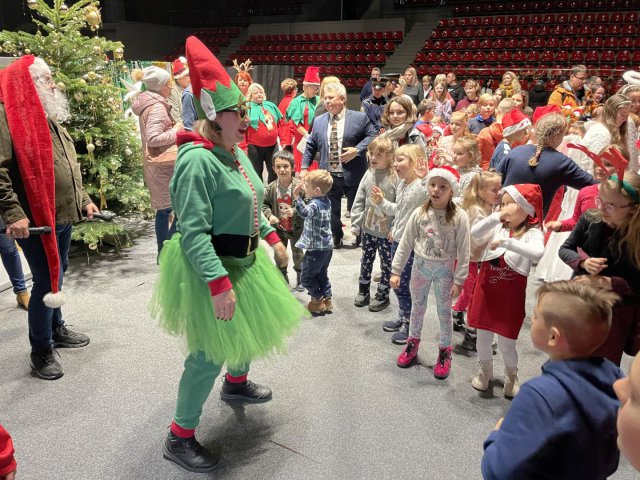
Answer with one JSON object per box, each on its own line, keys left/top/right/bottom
{"left": 300, "top": 249, "right": 332, "bottom": 300}
{"left": 17, "top": 224, "right": 72, "bottom": 352}
{"left": 391, "top": 241, "right": 414, "bottom": 320}
{"left": 155, "top": 208, "right": 177, "bottom": 254}
{"left": 0, "top": 219, "right": 27, "bottom": 294}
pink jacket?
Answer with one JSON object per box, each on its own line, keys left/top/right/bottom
{"left": 132, "top": 91, "right": 177, "bottom": 210}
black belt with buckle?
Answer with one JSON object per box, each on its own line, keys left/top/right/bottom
{"left": 211, "top": 232, "right": 259, "bottom": 257}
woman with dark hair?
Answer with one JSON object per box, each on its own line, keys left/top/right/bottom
{"left": 152, "top": 37, "right": 304, "bottom": 473}
{"left": 381, "top": 96, "right": 427, "bottom": 152}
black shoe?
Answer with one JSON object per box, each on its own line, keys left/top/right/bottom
{"left": 220, "top": 379, "right": 272, "bottom": 403}
{"left": 295, "top": 270, "right": 305, "bottom": 292}
{"left": 333, "top": 237, "right": 343, "bottom": 249}
{"left": 368, "top": 292, "right": 390, "bottom": 312}
{"left": 52, "top": 325, "right": 90, "bottom": 348}
{"left": 163, "top": 432, "right": 220, "bottom": 473}
{"left": 30, "top": 349, "right": 63, "bottom": 380}
{"left": 452, "top": 310, "right": 466, "bottom": 332}
{"left": 279, "top": 267, "right": 290, "bottom": 285}
{"left": 453, "top": 328, "right": 477, "bottom": 356}
{"left": 354, "top": 283, "right": 370, "bottom": 307}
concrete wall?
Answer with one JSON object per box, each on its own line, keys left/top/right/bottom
{"left": 102, "top": 21, "right": 192, "bottom": 61}
{"left": 248, "top": 18, "right": 405, "bottom": 35}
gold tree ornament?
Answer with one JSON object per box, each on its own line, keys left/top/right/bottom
{"left": 114, "top": 47, "right": 123, "bottom": 59}
{"left": 27, "top": 0, "right": 37, "bottom": 9}
{"left": 60, "top": 3, "right": 68, "bottom": 13}
{"left": 84, "top": 5, "right": 102, "bottom": 30}
{"left": 24, "top": 48, "right": 31, "bottom": 54}
{"left": 86, "top": 71, "right": 97, "bottom": 81}
{"left": 56, "top": 81, "right": 65, "bottom": 91}
{"left": 92, "top": 45, "right": 102, "bottom": 55}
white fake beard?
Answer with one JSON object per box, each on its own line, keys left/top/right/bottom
{"left": 36, "top": 82, "right": 71, "bottom": 123}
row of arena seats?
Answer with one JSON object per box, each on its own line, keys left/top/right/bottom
{"left": 415, "top": 50, "right": 640, "bottom": 65}
{"left": 438, "top": 11, "right": 637, "bottom": 26}
{"left": 228, "top": 52, "right": 388, "bottom": 65}
{"left": 424, "top": 37, "right": 640, "bottom": 51}
{"left": 431, "top": 23, "right": 640, "bottom": 39}
{"left": 413, "top": 64, "right": 628, "bottom": 79}
{"left": 453, "top": 0, "right": 638, "bottom": 14}
{"left": 247, "top": 31, "right": 404, "bottom": 43}
{"left": 395, "top": 0, "right": 638, "bottom": 11}
{"left": 239, "top": 41, "right": 396, "bottom": 54}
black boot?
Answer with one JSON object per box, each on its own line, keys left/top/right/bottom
{"left": 279, "top": 267, "right": 289, "bottom": 285}
{"left": 354, "top": 283, "right": 370, "bottom": 307}
{"left": 220, "top": 378, "right": 272, "bottom": 403}
{"left": 368, "top": 290, "right": 390, "bottom": 312}
{"left": 452, "top": 310, "right": 466, "bottom": 332}
{"left": 453, "top": 328, "right": 477, "bottom": 356}
{"left": 163, "top": 432, "right": 220, "bottom": 473}
{"left": 295, "top": 270, "right": 304, "bottom": 292}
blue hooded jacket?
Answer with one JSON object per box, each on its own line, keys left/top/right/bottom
{"left": 482, "top": 357, "right": 623, "bottom": 480}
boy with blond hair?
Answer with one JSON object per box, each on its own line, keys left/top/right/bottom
{"left": 467, "top": 93, "right": 496, "bottom": 134}
{"left": 294, "top": 170, "right": 334, "bottom": 315}
{"left": 482, "top": 281, "right": 623, "bottom": 480}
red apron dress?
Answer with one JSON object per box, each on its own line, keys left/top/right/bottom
{"left": 292, "top": 106, "right": 318, "bottom": 174}
{"left": 467, "top": 256, "right": 528, "bottom": 339}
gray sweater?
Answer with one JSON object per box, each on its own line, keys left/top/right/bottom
{"left": 392, "top": 206, "right": 470, "bottom": 285}
{"left": 350, "top": 169, "right": 397, "bottom": 238}
{"left": 377, "top": 177, "right": 428, "bottom": 242}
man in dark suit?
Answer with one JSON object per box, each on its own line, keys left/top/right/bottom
{"left": 301, "top": 82, "right": 377, "bottom": 248}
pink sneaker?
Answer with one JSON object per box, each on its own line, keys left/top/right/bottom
{"left": 434, "top": 346, "right": 453, "bottom": 379}
{"left": 397, "top": 337, "right": 420, "bottom": 368}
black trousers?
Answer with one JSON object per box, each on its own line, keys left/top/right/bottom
{"left": 248, "top": 144, "right": 277, "bottom": 184}
{"left": 327, "top": 173, "right": 358, "bottom": 241}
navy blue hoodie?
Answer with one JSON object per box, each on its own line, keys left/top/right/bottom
{"left": 499, "top": 144, "right": 595, "bottom": 216}
{"left": 482, "top": 358, "right": 623, "bottom": 480}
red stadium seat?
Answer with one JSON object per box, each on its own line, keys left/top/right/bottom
{"left": 569, "top": 51, "right": 583, "bottom": 62}
{"left": 620, "top": 24, "right": 636, "bottom": 36}
{"left": 486, "top": 51, "right": 499, "bottom": 63}
{"left": 541, "top": 51, "right": 555, "bottom": 62}
{"left": 582, "top": 13, "right": 595, "bottom": 23}
{"left": 585, "top": 51, "right": 600, "bottom": 63}
{"left": 596, "top": 13, "right": 609, "bottom": 23}
{"left": 556, "top": 13, "right": 568, "bottom": 23}
{"left": 482, "top": 16, "right": 494, "bottom": 26}
{"left": 468, "top": 39, "right": 481, "bottom": 50}
{"left": 513, "top": 50, "right": 526, "bottom": 63}
{"left": 568, "top": 13, "right": 581, "bottom": 23}
{"left": 608, "top": 24, "right": 621, "bottom": 36}
{"left": 543, "top": 14, "right": 555, "bottom": 24}
{"left": 610, "top": 12, "right": 623, "bottom": 23}
{"left": 517, "top": 14, "right": 529, "bottom": 25}
{"left": 601, "top": 50, "right": 615, "bottom": 63}
{"left": 547, "top": 37, "right": 560, "bottom": 49}
{"left": 603, "top": 37, "right": 618, "bottom": 49}
{"left": 624, "top": 12, "right": 638, "bottom": 23}
{"left": 494, "top": 38, "right": 506, "bottom": 50}
{"left": 494, "top": 16, "right": 505, "bottom": 26}
{"left": 616, "top": 50, "right": 632, "bottom": 65}
{"left": 632, "top": 51, "right": 640, "bottom": 64}
{"left": 505, "top": 38, "right": 518, "bottom": 50}
{"left": 557, "top": 50, "right": 570, "bottom": 62}
{"left": 560, "top": 37, "right": 574, "bottom": 49}
{"left": 528, "top": 51, "right": 540, "bottom": 62}
{"left": 506, "top": 15, "right": 518, "bottom": 25}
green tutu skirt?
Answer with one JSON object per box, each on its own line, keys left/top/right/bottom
{"left": 150, "top": 234, "right": 306, "bottom": 369}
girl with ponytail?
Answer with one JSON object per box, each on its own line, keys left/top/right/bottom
{"left": 499, "top": 112, "right": 596, "bottom": 216}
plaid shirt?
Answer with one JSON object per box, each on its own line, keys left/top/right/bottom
{"left": 294, "top": 196, "right": 333, "bottom": 251}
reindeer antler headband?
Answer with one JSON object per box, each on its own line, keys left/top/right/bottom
{"left": 567, "top": 143, "right": 638, "bottom": 203}
{"left": 232, "top": 58, "right": 253, "bottom": 73}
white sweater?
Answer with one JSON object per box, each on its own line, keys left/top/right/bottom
{"left": 471, "top": 212, "right": 544, "bottom": 276}
{"left": 392, "top": 206, "right": 470, "bottom": 285}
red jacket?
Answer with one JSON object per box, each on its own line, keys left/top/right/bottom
{"left": 0, "top": 425, "right": 16, "bottom": 477}
{"left": 477, "top": 122, "right": 503, "bottom": 171}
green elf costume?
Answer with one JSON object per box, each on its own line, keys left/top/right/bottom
{"left": 151, "top": 36, "right": 305, "bottom": 473}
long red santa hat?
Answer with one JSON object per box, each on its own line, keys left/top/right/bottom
{"left": 0, "top": 55, "right": 64, "bottom": 307}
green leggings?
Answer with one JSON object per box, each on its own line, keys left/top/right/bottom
{"left": 174, "top": 351, "right": 249, "bottom": 430}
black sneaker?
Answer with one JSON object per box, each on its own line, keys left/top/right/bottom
{"left": 163, "top": 432, "right": 220, "bottom": 473}
{"left": 30, "top": 349, "right": 63, "bottom": 380}
{"left": 52, "top": 325, "right": 90, "bottom": 348}
{"left": 220, "top": 379, "right": 272, "bottom": 403}
{"left": 354, "top": 283, "right": 370, "bottom": 307}
{"left": 382, "top": 315, "right": 403, "bottom": 332}
{"left": 368, "top": 293, "right": 390, "bottom": 312}
{"left": 452, "top": 310, "right": 466, "bottom": 332}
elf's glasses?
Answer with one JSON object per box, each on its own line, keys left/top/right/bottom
{"left": 220, "top": 104, "right": 248, "bottom": 119}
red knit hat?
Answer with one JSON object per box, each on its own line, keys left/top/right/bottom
{"left": 502, "top": 184, "right": 543, "bottom": 226}
{"left": 532, "top": 105, "right": 561, "bottom": 125}
{"left": 0, "top": 55, "right": 64, "bottom": 307}
{"left": 303, "top": 66, "right": 321, "bottom": 85}
{"left": 426, "top": 165, "right": 461, "bottom": 196}
{"left": 172, "top": 56, "right": 189, "bottom": 79}
{"left": 502, "top": 109, "right": 531, "bottom": 137}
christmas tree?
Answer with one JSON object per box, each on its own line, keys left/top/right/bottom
{"left": 0, "top": 0, "right": 149, "bottom": 249}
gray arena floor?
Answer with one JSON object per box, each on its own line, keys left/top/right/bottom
{"left": 0, "top": 213, "right": 636, "bottom": 480}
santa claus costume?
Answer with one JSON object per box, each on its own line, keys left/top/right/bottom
{"left": 467, "top": 184, "right": 545, "bottom": 398}
{"left": 150, "top": 37, "right": 305, "bottom": 473}
{"left": 286, "top": 66, "right": 320, "bottom": 173}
